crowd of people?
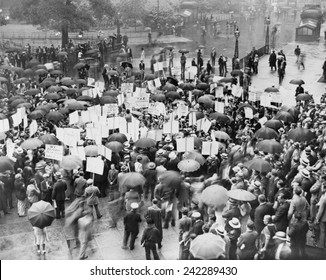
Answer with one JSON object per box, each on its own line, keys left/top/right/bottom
{"left": 0, "top": 41, "right": 326, "bottom": 261}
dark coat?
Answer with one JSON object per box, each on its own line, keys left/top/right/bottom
{"left": 191, "top": 219, "right": 204, "bottom": 236}
{"left": 254, "top": 203, "right": 274, "bottom": 234}
{"left": 146, "top": 205, "right": 162, "bottom": 240}
{"left": 237, "top": 230, "right": 258, "bottom": 260}
{"left": 273, "top": 202, "right": 290, "bottom": 232}
{"left": 40, "top": 180, "right": 53, "bottom": 203}
{"left": 124, "top": 210, "right": 141, "bottom": 233}
{"left": 52, "top": 179, "right": 67, "bottom": 201}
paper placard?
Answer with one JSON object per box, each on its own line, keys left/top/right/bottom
{"left": 98, "top": 145, "right": 112, "bottom": 161}
{"left": 23, "top": 115, "right": 28, "bottom": 129}
{"left": 81, "top": 111, "right": 91, "bottom": 123}
{"left": 148, "top": 103, "right": 161, "bottom": 116}
{"left": 121, "top": 83, "right": 134, "bottom": 95}
{"left": 134, "top": 87, "right": 147, "bottom": 96}
{"left": 105, "top": 104, "right": 119, "bottom": 115}
{"left": 202, "top": 141, "right": 220, "bottom": 156}
{"left": 86, "top": 127, "right": 102, "bottom": 145}
{"left": 248, "top": 92, "right": 257, "bottom": 102}
{"left": 163, "top": 120, "right": 179, "bottom": 134}
{"left": 11, "top": 112, "right": 22, "bottom": 127}
{"left": 215, "top": 86, "right": 224, "bottom": 98}
{"left": 86, "top": 157, "right": 104, "bottom": 175}
{"left": 244, "top": 107, "right": 254, "bottom": 119}
{"left": 29, "top": 120, "right": 38, "bottom": 136}
{"left": 215, "top": 102, "right": 225, "bottom": 113}
{"left": 177, "top": 103, "right": 189, "bottom": 117}
{"left": 70, "top": 146, "right": 86, "bottom": 161}
{"left": 44, "top": 63, "right": 54, "bottom": 70}
{"left": 117, "top": 94, "right": 124, "bottom": 106}
{"left": 69, "top": 111, "right": 79, "bottom": 125}
{"left": 6, "top": 142, "right": 15, "bottom": 158}
{"left": 146, "top": 130, "right": 163, "bottom": 141}
{"left": 154, "top": 78, "right": 161, "bottom": 88}
{"left": 196, "top": 118, "right": 211, "bottom": 133}
{"left": 176, "top": 137, "right": 195, "bottom": 153}
{"left": 62, "top": 128, "right": 80, "bottom": 147}
{"left": 135, "top": 94, "right": 150, "bottom": 109}
{"left": 185, "top": 66, "right": 197, "bottom": 80}
{"left": 188, "top": 112, "right": 197, "bottom": 126}
{"left": 45, "top": 144, "right": 63, "bottom": 161}
{"left": 87, "top": 77, "right": 95, "bottom": 86}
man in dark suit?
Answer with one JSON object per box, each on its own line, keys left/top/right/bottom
{"left": 52, "top": 172, "right": 67, "bottom": 219}
{"left": 179, "top": 207, "right": 192, "bottom": 241}
{"left": 123, "top": 202, "right": 141, "bottom": 250}
{"left": 236, "top": 220, "right": 258, "bottom": 260}
{"left": 272, "top": 193, "right": 290, "bottom": 232}
{"left": 146, "top": 199, "right": 163, "bottom": 249}
{"left": 190, "top": 211, "right": 204, "bottom": 237}
{"left": 40, "top": 173, "right": 53, "bottom": 204}
{"left": 254, "top": 194, "right": 274, "bottom": 235}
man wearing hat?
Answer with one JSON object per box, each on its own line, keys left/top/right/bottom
{"left": 213, "top": 226, "right": 230, "bottom": 260}
{"left": 140, "top": 218, "right": 161, "bottom": 260}
{"left": 122, "top": 154, "right": 134, "bottom": 172}
{"left": 40, "top": 173, "right": 53, "bottom": 204}
{"left": 190, "top": 211, "right": 204, "bottom": 237}
{"left": 272, "top": 231, "right": 292, "bottom": 260}
{"left": 142, "top": 162, "right": 157, "bottom": 200}
{"left": 236, "top": 220, "right": 258, "bottom": 260}
{"left": 155, "top": 149, "right": 167, "bottom": 167}
{"left": 226, "top": 217, "right": 242, "bottom": 260}
{"left": 74, "top": 171, "right": 87, "bottom": 199}
{"left": 146, "top": 199, "right": 163, "bottom": 249}
{"left": 123, "top": 202, "right": 141, "bottom": 250}
{"left": 302, "top": 146, "right": 317, "bottom": 166}
{"left": 107, "top": 164, "right": 119, "bottom": 201}
{"left": 179, "top": 207, "right": 192, "bottom": 242}
{"left": 222, "top": 198, "right": 241, "bottom": 222}
{"left": 84, "top": 179, "right": 102, "bottom": 219}
{"left": 254, "top": 194, "right": 274, "bottom": 235}
{"left": 52, "top": 172, "right": 67, "bottom": 219}
{"left": 288, "top": 186, "right": 309, "bottom": 223}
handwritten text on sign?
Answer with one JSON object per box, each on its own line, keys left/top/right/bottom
{"left": 45, "top": 145, "right": 64, "bottom": 161}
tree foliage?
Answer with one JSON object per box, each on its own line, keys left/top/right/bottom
{"left": 116, "top": 0, "right": 146, "bottom": 23}
{"left": 88, "top": 0, "right": 116, "bottom": 21}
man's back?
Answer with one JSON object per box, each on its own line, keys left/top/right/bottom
{"left": 124, "top": 211, "right": 141, "bottom": 232}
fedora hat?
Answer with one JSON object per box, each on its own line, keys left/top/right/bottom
{"left": 55, "top": 171, "right": 62, "bottom": 179}
{"left": 130, "top": 202, "right": 139, "bottom": 209}
{"left": 15, "top": 147, "right": 24, "bottom": 154}
{"left": 228, "top": 217, "right": 241, "bottom": 229}
{"left": 300, "top": 168, "right": 310, "bottom": 179}
{"left": 121, "top": 165, "right": 128, "bottom": 172}
{"left": 191, "top": 211, "right": 201, "bottom": 219}
{"left": 35, "top": 162, "right": 46, "bottom": 170}
{"left": 221, "top": 153, "right": 228, "bottom": 159}
{"left": 215, "top": 226, "right": 225, "bottom": 236}
{"left": 148, "top": 162, "right": 156, "bottom": 170}
{"left": 273, "top": 231, "right": 287, "bottom": 241}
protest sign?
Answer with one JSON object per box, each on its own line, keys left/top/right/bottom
{"left": 86, "top": 157, "right": 104, "bottom": 175}
{"left": 45, "top": 145, "right": 63, "bottom": 161}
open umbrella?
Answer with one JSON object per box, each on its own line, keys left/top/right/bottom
{"left": 84, "top": 145, "right": 99, "bottom": 157}
{"left": 163, "top": 83, "right": 177, "bottom": 91}
{"left": 190, "top": 232, "right": 225, "bottom": 260}
{"left": 296, "top": 93, "right": 312, "bottom": 101}
{"left": 10, "top": 99, "right": 26, "bottom": 108}
{"left": 61, "top": 155, "right": 83, "bottom": 170}
{"left": 209, "top": 112, "right": 230, "bottom": 123}
{"left": 75, "top": 79, "right": 87, "bottom": 85}
{"left": 192, "top": 89, "right": 204, "bottom": 97}
{"left": 256, "top": 139, "right": 283, "bottom": 154}
{"left": 264, "top": 86, "right": 279, "bottom": 93}
{"left": 238, "top": 103, "right": 256, "bottom": 114}
{"left": 227, "top": 189, "right": 256, "bottom": 202}
{"left": 179, "top": 49, "right": 189, "bottom": 54}
{"left": 287, "top": 128, "right": 315, "bottom": 142}
{"left": 0, "top": 156, "right": 15, "bottom": 173}
{"left": 25, "top": 89, "right": 41, "bottom": 96}
{"left": 179, "top": 83, "right": 195, "bottom": 91}
{"left": 21, "top": 138, "right": 44, "bottom": 150}
{"left": 28, "top": 200, "right": 55, "bottom": 229}
{"left": 244, "top": 158, "right": 272, "bottom": 173}
{"left": 85, "top": 49, "right": 99, "bottom": 55}
{"left": 120, "top": 172, "right": 146, "bottom": 189}
{"left": 77, "top": 95, "right": 93, "bottom": 102}
{"left": 214, "top": 130, "right": 231, "bottom": 140}
{"left": 35, "top": 105, "right": 51, "bottom": 114}
{"left": 67, "top": 101, "right": 88, "bottom": 111}
{"left": 0, "top": 76, "right": 8, "bottom": 82}
{"left": 158, "top": 171, "right": 182, "bottom": 190}
{"left": 151, "top": 93, "right": 165, "bottom": 102}
{"left": 178, "top": 159, "right": 200, "bottom": 172}
{"left": 166, "top": 76, "right": 178, "bottom": 86}
{"left": 275, "top": 111, "right": 294, "bottom": 123}
{"left": 231, "top": 69, "right": 243, "bottom": 76}
{"left": 45, "top": 92, "right": 61, "bottom": 101}
{"left": 188, "top": 111, "right": 205, "bottom": 120}
{"left": 105, "top": 141, "right": 124, "bottom": 153}
{"left": 100, "top": 96, "right": 116, "bottom": 104}
{"left": 197, "top": 82, "right": 209, "bottom": 90}
{"left": 34, "top": 69, "right": 48, "bottom": 76}
{"left": 201, "top": 184, "right": 228, "bottom": 207}
{"left": 198, "top": 95, "right": 214, "bottom": 106}
{"left": 219, "top": 77, "right": 232, "bottom": 83}
{"left": 166, "top": 91, "right": 180, "bottom": 100}
{"left": 134, "top": 138, "right": 156, "bottom": 148}
{"left": 73, "top": 62, "right": 86, "bottom": 70}
{"left": 17, "top": 102, "right": 33, "bottom": 109}
{"left": 39, "top": 134, "right": 59, "bottom": 145}
{"left": 254, "top": 127, "right": 279, "bottom": 139}
{"left": 183, "top": 151, "right": 206, "bottom": 165}
{"left": 264, "top": 119, "right": 283, "bottom": 130}
{"left": 108, "top": 133, "right": 127, "bottom": 144}
{"left": 23, "top": 68, "right": 34, "bottom": 77}
{"left": 61, "top": 79, "right": 75, "bottom": 86}
{"left": 47, "top": 85, "right": 62, "bottom": 93}
{"left": 121, "top": 61, "right": 133, "bottom": 68}
{"left": 29, "top": 110, "right": 46, "bottom": 120}
{"left": 289, "top": 79, "right": 305, "bottom": 85}
{"left": 144, "top": 74, "right": 156, "bottom": 81}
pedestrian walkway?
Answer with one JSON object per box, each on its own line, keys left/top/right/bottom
{"left": 0, "top": 198, "right": 179, "bottom": 260}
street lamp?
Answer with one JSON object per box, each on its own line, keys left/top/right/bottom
{"left": 116, "top": 12, "right": 122, "bottom": 44}
{"left": 234, "top": 27, "right": 240, "bottom": 59}
{"left": 265, "top": 16, "right": 271, "bottom": 54}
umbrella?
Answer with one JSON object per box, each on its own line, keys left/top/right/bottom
{"left": 198, "top": 95, "right": 214, "bottom": 105}
{"left": 179, "top": 83, "right": 195, "bottom": 91}
{"left": 264, "top": 119, "right": 283, "bottom": 130}
{"left": 65, "top": 88, "right": 78, "bottom": 95}
{"left": 100, "top": 96, "right": 116, "bottom": 104}
{"left": 25, "top": 89, "right": 41, "bottom": 96}
{"left": 0, "top": 156, "right": 15, "bottom": 173}
{"left": 47, "top": 85, "right": 62, "bottom": 93}
{"left": 289, "top": 79, "right": 305, "bottom": 85}
{"left": 75, "top": 79, "right": 87, "bottom": 85}
{"left": 61, "top": 155, "right": 83, "bottom": 170}
{"left": 166, "top": 91, "right": 180, "bottom": 100}
{"left": 107, "top": 70, "right": 119, "bottom": 76}
{"left": 0, "top": 76, "right": 8, "bottom": 82}
{"left": 227, "top": 189, "right": 256, "bottom": 202}
{"left": 231, "top": 69, "right": 243, "bottom": 76}
{"left": 21, "top": 138, "right": 44, "bottom": 150}
{"left": 209, "top": 112, "right": 230, "bottom": 123}
{"left": 151, "top": 93, "right": 165, "bottom": 102}
{"left": 201, "top": 184, "right": 228, "bottom": 207}
{"left": 188, "top": 111, "right": 205, "bottom": 120}
{"left": 39, "top": 134, "right": 59, "bottom": 145}
{"left": 58, "top": 51, "right": 68, "bottom": 57}
{"left": 254, "top": 127, "right": 279, "bottom": 139}
{"left": 67, "top": 101, "right": 88, "bottom": 111}
{"left": 51, "top": 69, "right": 63, "bottom": 75}
{"left": 264, "top": 86, "right": 279, "bottom": 93}
{"left": 10, "top": 99, "right": 26, "bottom": 108}
{"left": 144, "top": 27, "right": 151, "bottom": 31}
{"left": 158, "top": 171, "right": 182, "bottom": 190}
{"left": 238, "top": 103, "right": 256, "bottom": 114}
{"left": 77, "top": 95, "right": 93, "bottom": 102}
{"left": 296, "top": 93, "right": 312, "bottom": 101}
{"left": 17, "top": 102, "right": 33, "bottom": 109}
{"left": 244, "top": 158, "right": 272, "bottom": 173}
{"left": 197, "top": 82, "right": 209, "bottom": 90}
{"left": 45, "top": 92, "right": 61, "bottom": 101}
{"left": 189, "top": 232, "right": 225, "bottom": 260}
{"left": 28, "top": 200, "right": 55, "bottom": 229}
{"left": 29, "top": 110, "right": 46, "bottom": 120}
{"left": 120, "top": 172, "right": 146, "bottom": 189}
{"left": 121, "top": 61, "right": 133, "bottom": 68}
{"left": 198, "top": 45, "right": 206, "bottom": 49}
{"left": 23, "top": 68, "right": 34, "bottom": 77}
{"left": 178, "top": 159, "right": 200, "bottom": 172}
{"left": 192, "top": 89, "right": 204, "bottom": 97}
{"left": 134, "top": 138, "right": 156, "bottom": 148}
{"left": 287, "top": 128, "right": 315, "bottom": 142}
{"left": 166, "top": 76, "right": 178, "bottom": 86}
{"left": 105, "top": 141, "right": 124, "bottom": 153}
{"left": 183, "top": 151, "right": 206, "bottom": 165}
{"left": 219, "top": 77, "right": 232, "bottom": 83}
{"left": 103, "top": 90, "right": 119, "bottom": 97}
{"left": 34, "top": 69, "right": 48, "bottom": 75}
{"left": 84, "top": 145, "right": 99, "bottom": 157}
{"left": 73, "top": 62, "right": 86, "bottom": 70}
{"left": 179, "top": 49, "right": 189, "bottom": 54}
{"left": 275, "top": 111, "right": 294, "bottom": 123}
{"left": 61, "top": 79, "right": 75, "bottom": 86}
{"left": 46, "top": 111, "right": 65, "bottom": 123}
{"left": 85, "top": 49, "right": 99, "bottom": 55}
{"left": 108, "top": 133, "right": 127, "bottom": 144}
{"left": 256, "top": 139, "right": 283, "bottom": 154}
{"left": 35, "top": 105, "right": 51, "bottom": 114}
{"left": 144, "top": 74, "right": 156, "bottom": 81}
{"left": 163, "top": 83, "right": 177, "bottom": 91}
{"left": 47, "top": 103, "right": 58, "bottom": 109}
{"left": 214, "top": 130, "right": 231, "bottom": 140}
{"left": 58, "top": 107, "right": 70, "bottom": 115}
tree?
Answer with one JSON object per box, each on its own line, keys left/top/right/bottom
{"left": 89, "top": 0, "right": 115, "bottom": 22}
{"left": 116, "top": 0, "right": 146, "bottom": 30}
{"left": 10, "top": 0, "right": 95, "bottom": 47}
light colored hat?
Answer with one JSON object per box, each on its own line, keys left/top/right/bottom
{"left": 300, "top": 168, "right": 310, "bottom": 179}
{"left": 228, "top": 217, "right": 241, "bottom": 229}
{"left": 169, "top": 151, "right": 177, "bottom": 160}
{"left": 87, "top": 179, "right": 93, "bottom": 185}
{"left": 35, "top": 162, "right": 46, "bottom": 170}
{"left": 191, "top": 211, "right": 201, "bottom": 219}
{"left": 43, "top": 173, "right": 50, "bottom": 178}
{"left": 157, "top": 149, "right": 165, "bottom": 156}
{"left": 221, "top": 153, "right": 228, "bottom": 159}
{"left": 15, "top": 147, "right": 23, "bottom": 154}
{"left": 300, "top": 158, "right": 310, "bottom": 166}
{"left": 121, "top": 165, "right": 128, "bottom": 172}
{"left": 15, "top": 173, "right": 22, "bottom": 179}
{"left": 130, "top": 202, "right": 139, "bottom": 209}
{"left": 55, "top": 171, "right": 62, "bottom": 178}
{"left": 165, "top": 136, "right": 172, "bottom": 143}
{"left": 215, "top": 226, "right": 225, "bottom": 236}
{"left": 273, "top": 231, "right": 287, "bottom": 241}
{"left": 254, "top": 181, "right": 261, "bottom": 188}
{"left": 148, "top": 162, "right": 156, "bottom": 169}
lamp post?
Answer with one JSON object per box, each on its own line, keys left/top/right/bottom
{"left": 265, "top": 16, "right": 271, "bottom": 54}
{"left": 234, "top": 26, "right": 240, "bottom": 59}
{"left": 116, "top": 12, "right": 122, "bottom": 44}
